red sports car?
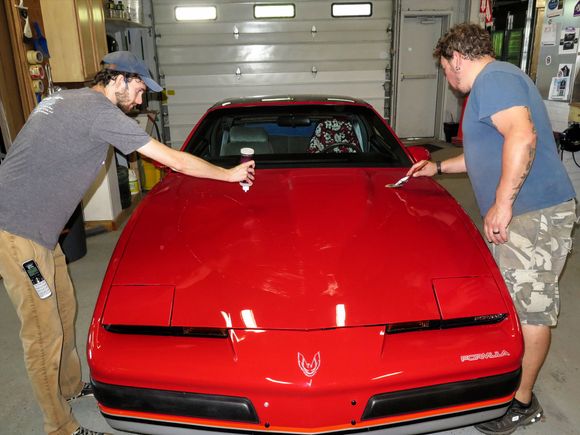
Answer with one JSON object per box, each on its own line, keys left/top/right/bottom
{"left": 88, "top": 95, "right": 523, "bottom": 435}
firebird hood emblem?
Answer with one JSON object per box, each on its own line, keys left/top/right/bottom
{"left": 297, "top": 352, "right": 321, "bottom": 377}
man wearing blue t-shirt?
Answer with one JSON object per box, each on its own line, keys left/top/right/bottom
{"left": 411, "top": 23, "right": 576, "bottom": 434}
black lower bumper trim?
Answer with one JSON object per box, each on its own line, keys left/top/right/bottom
{"left": 362, "top": 369, "right": 521, "bottom": 420}
{"left": 93, "top": 380, "right": 259, "bottom": 423}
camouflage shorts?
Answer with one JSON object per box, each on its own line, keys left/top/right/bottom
{"left": 491, "top": 199, "right": 576, "bottom": 326}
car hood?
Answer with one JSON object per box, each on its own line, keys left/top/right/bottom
{"left": 107, "top": 167, "right": 506, "bottom": 330}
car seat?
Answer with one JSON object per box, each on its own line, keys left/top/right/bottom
{"left": 307, "top": 119, "right": 361, "bottom": 153}
{"left": 221, "top": 126, "right": 274, "bottom": 156}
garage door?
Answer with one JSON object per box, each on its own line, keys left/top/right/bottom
{"left": 153, "top": 0, "right": 393, "bottom": 148}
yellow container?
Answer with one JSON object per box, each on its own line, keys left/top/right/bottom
{"left": 141, "top": 159, "right": 162, "bottom": 190}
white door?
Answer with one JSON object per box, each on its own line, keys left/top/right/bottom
{"left": 395, "top": 15, "right": 442, "bottom": 138}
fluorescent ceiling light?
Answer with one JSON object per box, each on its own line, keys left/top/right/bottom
{"left": 175, "top": 6, "right": 217, "bottom": 21}
{"left": 254, "top": 4, "right": 295, "bottom": 18}
{"left": 332, "top": 3, "right": 372, "bottom": 17}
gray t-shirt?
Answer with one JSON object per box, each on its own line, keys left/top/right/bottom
{"left": 0, "top": 88, "right": 150, "bottom": 249}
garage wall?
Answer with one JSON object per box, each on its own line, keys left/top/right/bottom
{"left": 153, "top": 0, "right": 393, "bottom": 148}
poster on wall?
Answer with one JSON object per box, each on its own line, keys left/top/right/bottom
{"left": 558, "top": 63, "right": 573, "bottom": 78}
{"left": 542, "top": 22, "right": 558, "bottom": 45}
{"left": 549, "top": 76, "right": 570, "bottom": 100}
{"left": 548, "top": 63, "right": 574, "bottom": 100}
{"left": 547, "top": 0, "right": 564, "bottom": 17}
{"left": 559, "top": 26, "right": 579, "bottom": 54}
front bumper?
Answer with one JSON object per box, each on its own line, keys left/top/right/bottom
{"left": 94, "top": 369, "right": 520, "bottom": 435}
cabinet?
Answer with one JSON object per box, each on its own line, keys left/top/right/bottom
{"left": 40, "top": 0, "right": 107, "bottom": 82}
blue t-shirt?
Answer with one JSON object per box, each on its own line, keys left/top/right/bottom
{"left": 462, "top": 61, "right": 575, "bottom": 217}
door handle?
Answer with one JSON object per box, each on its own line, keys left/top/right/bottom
{"left": 401, "top": 73, "right": 437, "bottom": 81}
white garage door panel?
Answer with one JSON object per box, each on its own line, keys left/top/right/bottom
{"left": 170, "top": 127, "right": 202, "bottom": 148}
{"left": 154, "top": 0, "right": 392, "bottom": 147}
{"left": 167, "top": 81, "right": 382, "bottom": 104}
{"left": 158, "top": 43, "right": 388, "bottom": 65}
{"left": 156, "top": 30, "right": 387, "bottom": 47}
{"left": 165, "top": 71, "right": 385, "bottom": 118}
{"left": 165, "top": 70, "right": 385, "bottom": 87}
{"left": 160, "top": 60, "right": 388, "bottom": 77}
{"left": 155, "top": 16, "right": 390, "bottom": 34}
{"left": 166, "top": 74, "right": 385, "bottom": 119}
{"left": 169, "top": 111, "right": 218, "bottom": 126}
{"left": 154, "top": 1, "right": 390, "bottom": 23}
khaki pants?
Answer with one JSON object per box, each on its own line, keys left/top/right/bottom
{"left": 0, "top": 230, "right": 82, "bottom": 435}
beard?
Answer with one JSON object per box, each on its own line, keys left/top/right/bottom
{"left": 115, "top": 89, "right": 133, "bottom": 113}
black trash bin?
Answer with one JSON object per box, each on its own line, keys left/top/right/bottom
{"left": 117, "top": 165, "right": 132, "bottom": 209}
{"left": 59, "top": 203, "right": 87, "bottom": 263}
{"left": 443, "top": 122, "right": 459, "bottom": 143}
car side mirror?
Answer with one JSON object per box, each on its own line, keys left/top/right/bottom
{"left": 407, "top": 145, "right": 431, "bottom": 163}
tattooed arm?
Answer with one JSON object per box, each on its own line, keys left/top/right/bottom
{"left": 485, "top": 106, "right": 537, "bottom": 244}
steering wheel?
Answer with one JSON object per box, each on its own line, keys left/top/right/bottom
{"left": 321, "top": 142, "right": 362, "bottom": 153}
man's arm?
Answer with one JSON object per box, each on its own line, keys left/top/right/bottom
{"left": 486, "top": 105, "right": 537, "bottom": 243}
{"left": 408, "top": 152, "right": 467, "bottom": 177}
{"left": 136, "top": 138, "right": 254, "bottom": 184}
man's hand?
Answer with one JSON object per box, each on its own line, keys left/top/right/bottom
{"left": 227, "top": 160, "right": 255, "bottom": 184}
{"left": 484, "top": 202, "right": 512, "bottom": 244}
{"left": 408, "top": 154, "right": 466, "bottom": 178}
{"left": 407, "top": 160, "right": 437, "bottom": 177}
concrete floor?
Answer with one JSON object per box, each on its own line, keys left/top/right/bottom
{"left": 1, "top": 142, "right": 579, "bottom": 435}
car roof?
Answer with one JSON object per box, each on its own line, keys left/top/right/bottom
{"left": 209, "top": 94, "right": 370, "bottom": 109}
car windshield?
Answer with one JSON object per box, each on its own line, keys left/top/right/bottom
{"left": 182, "top": 103, "right": 411, "bottom": 168}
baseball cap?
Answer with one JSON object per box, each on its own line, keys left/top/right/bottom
{"left": 102, "top": 51, "right": 163, "bottom": 92}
